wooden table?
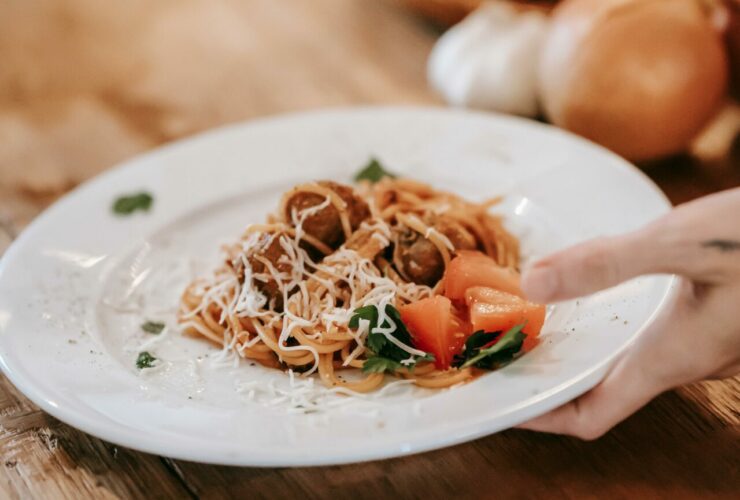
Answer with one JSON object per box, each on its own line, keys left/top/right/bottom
{"left": 1, "top": 1, "right": 738, "bottom": 498}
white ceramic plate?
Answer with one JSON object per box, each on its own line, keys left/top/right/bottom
{"left": 0, "top": 107, "right": 675, "bottom": 466}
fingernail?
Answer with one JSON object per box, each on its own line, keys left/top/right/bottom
{"left": 521, "top": 266, "right": 558, "bottom": 302}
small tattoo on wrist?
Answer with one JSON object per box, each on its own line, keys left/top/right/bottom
{"left": 701, "top": 239, "right": 740, "bottom": 252}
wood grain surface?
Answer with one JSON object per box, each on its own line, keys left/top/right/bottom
{"left": 0, "top": 1, "right": 738, "bottom": 499}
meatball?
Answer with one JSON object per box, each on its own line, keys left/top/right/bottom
{"left": 399, "top": 230, "right": 444, "bottom": 286}
{"left": 395, "top": 215, "right": 478, "bottom": 286}
{"left": 249, "top": 235, "right": 291, "bottom": 310}
{"left": 434, "top": 215, "right": 478, "bottom": 250}
{"left": 284, "top": 181, "right": 370, "bottom": 249}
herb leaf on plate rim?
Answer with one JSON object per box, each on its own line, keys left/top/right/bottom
{"left": 136, "top": 351, "right": 157, "bottom": 369}
{"left": 141, "top": 321, "right": 165, "bottom": 334}
{"left": 113, "top": 192, "right": 153, "bottom": 215}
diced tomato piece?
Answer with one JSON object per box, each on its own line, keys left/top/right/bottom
{"left": 399, "top": 296, "right": 469, "bottom": 370}
{"left": 465, "top": 287, "right": 546, "bottom": 351}
{"left": 443, "top": 250, "right": 523, "bottom": 301}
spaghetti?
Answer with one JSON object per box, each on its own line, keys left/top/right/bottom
{"left": 179, "top": 174, "right": 521, "bottom": 392}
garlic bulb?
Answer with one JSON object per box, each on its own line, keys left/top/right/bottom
{"left": 428, "top": 2, "right": 549, "bottom": 117}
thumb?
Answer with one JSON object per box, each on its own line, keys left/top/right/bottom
{"left": 521, "top": 230, "right": 661, "bottom": 303}
{"left": 522, "top": 188, "right": 740, "bottom": 303}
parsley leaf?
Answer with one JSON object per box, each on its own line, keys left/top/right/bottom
{"left": 349, "top": 306, "right": 387, "bottom": 353}
{"left": 113, "top": 192, "right": 153, "bottom": 215}
{"left": 141, "top": 321, "right": 165, "bottom": 334}
{"left": 460, "top": 324, "right": 526, "bottom": 369}
{"left": 465, "top": 330, "right": 498, "bottom": 351}
{"left": 354, "top": 158, "right": 397, "bottom": 183}
{"left": 348, "top": 305, "right": 378, "bottom": 330}
{"left": 384, "top": 305, "right": 414, "bottom": 346}
{"left": 366, "top": 329, "right": 387, "bottom": 354}
{"left": 452, "top": 330, "right": 497, "bottom": 367}
{"left": 350, "top": 304, "right": 433, "bottom": 374}
{"left": 367, "top": 305, "right": 413, "bottom": 361}
{"left": 136, "top": 351, "right": 157, "bottom": 369}
{"left": 418, "top": 352, "right": 436, "bottom": 363}
{"left": 362, "top": 357, "right": 403, "bottom": 374}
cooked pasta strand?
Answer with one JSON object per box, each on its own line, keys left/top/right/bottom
{"left": 178, "top": 177, "right": 520, "bottom": 391}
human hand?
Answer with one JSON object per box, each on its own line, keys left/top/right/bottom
{"left": 518, "top": 187, "right": 740, "bottom": 440}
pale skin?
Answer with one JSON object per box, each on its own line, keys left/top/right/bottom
{"left": 518, "top": 187, "right": 740, "bottom": 440}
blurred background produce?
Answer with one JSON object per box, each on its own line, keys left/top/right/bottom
{"left": 0, "top": 0, "right": 737, "bottom": 235}
{"left": 428, "top": 3, "right": 549, "bottom": 117}
{"left": 539, "top": 0, "right": 727, "bottom": 161}
{"left": 424, "top": 0, "right": 738, "bottom": 162}
{"left": 394, "top": 0, "right": 557, "bottom": 24}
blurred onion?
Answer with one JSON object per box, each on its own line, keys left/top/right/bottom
{"left": 539, "top": 0, "right": 729, "bottom": 161}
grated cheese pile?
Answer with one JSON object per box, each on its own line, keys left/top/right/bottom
{"left": 180, "top": 199, "right": 435, "bottom": 375}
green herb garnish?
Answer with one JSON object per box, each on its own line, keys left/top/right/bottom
{"left": 136, "top": 351, "right": 157, "bottom": 369}
{"left": 349, "top": 305, "right": 378, "bottom": 329}
{"left": 362, "top": 357, "right": 404, "bottom": 374}
{"left": 350, "top": 304, "right": 433, "bottom": 374}
{"left": 451, "top": 330, "right": 497, "bottom": 367}
{"left": 112, "top": 192, "right": 153, "bottom": 215}
{"left": 354, "top": 158, "right": 397, "bottom": 183}
{"left": 141, "top": 321, "right": 165, "bottom": 334}
{"left": 459, "top": 324, "right": 526, "bottom": 369}
{"left": 464, "top": 330, "right": 498, "bottom": 351}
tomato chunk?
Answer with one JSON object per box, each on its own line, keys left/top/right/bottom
{"left": 465, "top": 287, "right": 546, "bottom": 351}
{"left": 443, "top": 250, "right": 523, "bottom": 301}
{"left": 399, "top": 296, "right": 469, "bottom": 369}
